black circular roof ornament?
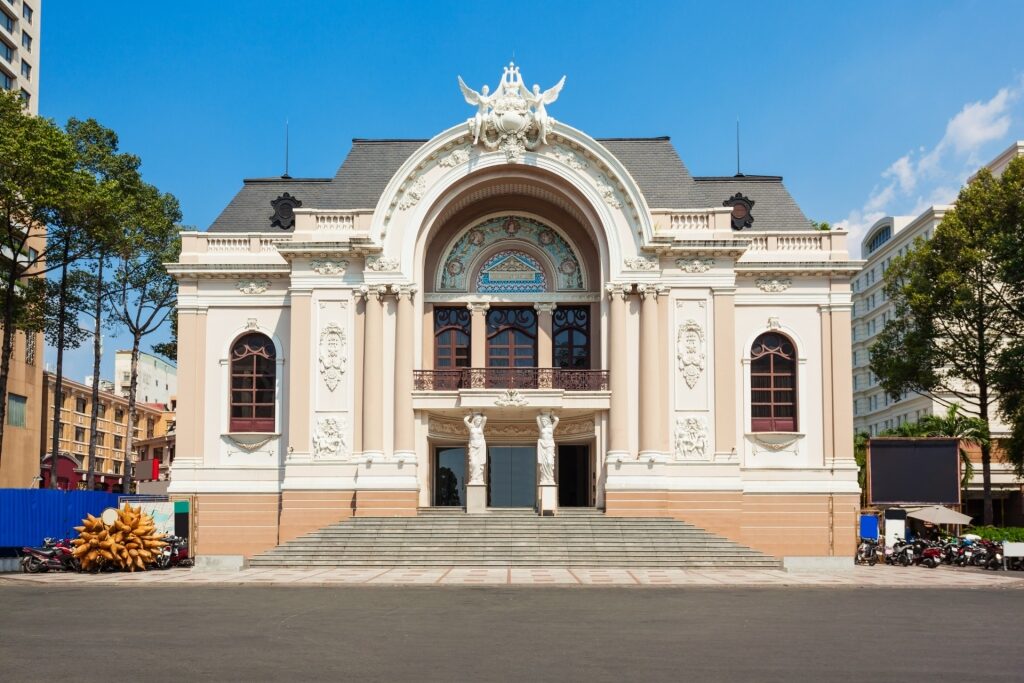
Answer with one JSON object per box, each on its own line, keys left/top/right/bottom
{"left": 270, "top": 192, "right": 302, "bottom": 230}
{"left": 722, "top": 192, "right": 754, "bottom": 231}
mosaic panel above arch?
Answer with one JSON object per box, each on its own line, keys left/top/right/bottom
{"left": 438, "top": 215, "right": 584, "bottom": 292}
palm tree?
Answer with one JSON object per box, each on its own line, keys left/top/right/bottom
{"left": 879, "top": 404, "right": 986, "bottom": 486}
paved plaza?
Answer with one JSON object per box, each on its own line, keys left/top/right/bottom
{"left": 3, "top": 564, "right": 1023, "bottom": 587}
{"left": 2, "top": 583, "right": 1023, "bottom": 682}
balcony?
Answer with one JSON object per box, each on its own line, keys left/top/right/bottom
{"left": 414, "top": 368, "right": 608, "bottom": 392}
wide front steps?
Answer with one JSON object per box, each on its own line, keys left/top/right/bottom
{"left": 248, "top": 508, "right": 782, "bottom": 569}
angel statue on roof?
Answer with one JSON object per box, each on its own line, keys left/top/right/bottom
{"left": 520, "top": 77, "right": 565, "bottom": 146}
{"left": 457, "top": 76, "right": 495, "bottom": 146}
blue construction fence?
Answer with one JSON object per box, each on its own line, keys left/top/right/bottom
{"left": 0, "top": 489, "right": 148, "bottom": 548}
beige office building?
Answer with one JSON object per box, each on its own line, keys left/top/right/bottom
{"left": 0, "top": 0, "right": 40, "bottom": 114}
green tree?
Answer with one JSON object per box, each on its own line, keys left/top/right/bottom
{"left": 869, "top": 167, "right": 1022, "bottom": 525}
{"left": 0, "top": 91, "right": 92, "bottom": 465}
{"left": 108, "top": 185, "right": 182, "bottom": 493}
{"left": 854, "top": 431, "right": 869, "bottom": 507}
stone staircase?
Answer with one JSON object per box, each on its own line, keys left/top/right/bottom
{"left": 248, "top": 508, "right": 782, "bottom": 569}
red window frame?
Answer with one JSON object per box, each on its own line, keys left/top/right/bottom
{"left": 434, "top": 307, "right": 471, "bottom": 369}
{"left": 750, "top": 332, "right": 798, "bottom": 432}
{"left": 229, "top": 333, "right": 276, "bottom": 433}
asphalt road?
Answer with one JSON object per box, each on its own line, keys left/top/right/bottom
{"left": 2, "top": 585, "right": 1022, "bottom": 682}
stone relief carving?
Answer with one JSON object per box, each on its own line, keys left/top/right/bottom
{"left": 676, "top": 257, "right": 715, "bottom": 273}
{"left": 751, "top": 433, "right": 800, "bottom": 454}
{"left": 494, "top": 389, "right": 529, "bottom": 407}
{"left": 365, "top": 256, "right": 400, "bottom": 272}
{"left": 674, "top": 416, "right": 709, "bottom": 461}
{"left": 536, "top": 411, "right": 559, "bottom": 486}
{"left": 552, "top": 146, "right": 588, "bottom": 171}
{"left": 595, "top": 174, "right": 622, "bottom": 209}
{"left": 313, "top": 417, "right": 347, "bottom": 459}
{"left": 767, "top": 316, "right": 782, "bottom": 330}
{"left": 225, "top": 434, "right": 276, "bottom": 453}
{"left": 236, "top": 279, "right": 270, "bottom": 295}
{"left": 428, "top": 419, "right": 467, "bottom": 438}
{"left": 458, "top": 62, "right": 565, "bottom": 162}
{"left": 464, "top": 412, "right": 487, "bottom": 484}
{"left": 623, "top": 256, "right": 658, "bottom": 271}
{"left": 756, "top": 277, "right": 792, "bottom": 293}
{"left": 245, "top": 318, "right": 259, "bottom": 331}
{"left": 311, "top": 260, "right": 349, "bottom": 275}
{"left": 676, "top": 320, "right": 705, "bottom": 389}
{"left": 398, "top": 176, "right": 426, "bottom": 210}
{"left": 318, "top": 322, "right": 347, "bottom": 391}
{"left": 439, "top": 147, "right": 471, "bottom": 167}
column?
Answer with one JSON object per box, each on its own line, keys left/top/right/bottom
{"left": 830, "top": 303, "right": 856, "bottom": 464}
{"left": 657, "top": 286, "right": 671, "bottom": 454}
{"left": 713, "top": 288, "right": 737, "bottom": 456}
{"left": 393, "top": 284, "right": 417, "bottom": 461}
{"left": 638, "top": 284, "right": 661, "bottom": 460}
{"left": 606, "top": 283, "right": 630, "bottom": 460}
{"left": 467, "top": 302, "right": 489, "bottom": 385}
{"left": 535, "top": 302, "right": 556, "bottom": 387}
{"left": 361, "top": 285, "right": 387, "bottom": 459}
{"left": 287, "top": 289, "right": 313, "bottom": 457}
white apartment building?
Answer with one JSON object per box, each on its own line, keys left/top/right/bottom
{"left": 115, "top": 350, "right": 177, "bottom": 407}
{"left": 0, "top": 0, "right": 40, "bottom": 114}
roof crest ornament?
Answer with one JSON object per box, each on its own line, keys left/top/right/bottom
{"left": 457, "top": 62, "right": 566, "bottom": 163}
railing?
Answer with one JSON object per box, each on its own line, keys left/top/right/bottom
{"left": 413, "top": 368, "right": 609, "bottom": 391}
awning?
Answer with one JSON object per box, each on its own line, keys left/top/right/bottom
{"left": 906, "top": 505, "right": 973, "bottom": 525}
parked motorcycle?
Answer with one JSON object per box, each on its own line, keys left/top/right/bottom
{"left": 856, "top": 537, "right": 883, "bottom": 566}
{"left": 886, "top": 537, "right": 914, "bottom": 566}
{"left": 20, "top": 538, "right": 79, "bottom": 573}
{"left": 910, "top": 539, "right": 943, "bottom": 568}
{"left": 155, "top": 535, "right": 193, "bottom": 569}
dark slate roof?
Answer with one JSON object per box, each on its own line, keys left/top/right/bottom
{"left": 207, "top": 138, "right": 809, "bottom": 232}
{"left": 693, "top": 175, "right": 812, "bottom": 231}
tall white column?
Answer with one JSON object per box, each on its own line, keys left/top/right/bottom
{"left": 606, "top": 283, "right": 630, "bottom": 461}
{"left": 638, "top": 284, "right": 661, "bottom": 461}
{"left": 393, "top": 284, "right": 416, "bottom": 462}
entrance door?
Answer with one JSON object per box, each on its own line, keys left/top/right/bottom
{"left": 486, "top": 307, "right": 538, "bottom": 388}
{"left": 557, "top": 445, "right": 591, "bottom": 507}
{"left": 488, "top": 446, "right": 536, "bottom": 508}
{"left": 434, "top": 447, "right": 466, "bottom": 507}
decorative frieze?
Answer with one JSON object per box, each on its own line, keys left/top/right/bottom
{"left": 318, "top": 322, "right": 347, "bottom": 392}
{"left": 623, "top": 256, "right": 658, "bottom": 271}
{"left": 313, "top": 417, "right": 347, "bottom": 459}
{"left": 595, "top": 174, "right": 622, "bottom": 209}
{"left": 673, "top": 416, "right": 709, "bottom": 460}
{"left": 756, "top": 277, "right": 792, "bottom": 292}
{"left": 236, "top": 279, "right": 270, "bottom": 295}
{"left": 676, "top": 257, "right": 714, "bottom": 273}
{"left": 552, "top": 146, "right": 588, "bottom": 171}
{"left": 398, "top": 176, "right": 426, "bottom": 210}
{"left": 494, "top": 389, "right": 529, "bottom": 407}
{"left": 438, "top": 147, "right": 471, "bottom": 168}
{"left": 366, "top": 256, "right": 400, "bottom": 272}
{"left": 311, "top": 260, "right": 349, "bottom": 275}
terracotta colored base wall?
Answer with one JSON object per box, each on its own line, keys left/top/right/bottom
{"left": 606, "top": 491, "right": 859, "bottom": 557}
{"left": 192, "top": 493, "right": 281, "bottom": 558}
{"left": 353, "top": 490, "right": 418, "bottom": 517}
{"left": 279, "top": 491, "right": 356, "bottom": 542}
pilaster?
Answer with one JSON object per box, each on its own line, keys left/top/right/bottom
{"left": 637, "top": 284, "right": 662, "bottom": 461}
{"left": 606, "top": 283, "right": 630, "bottom": 461}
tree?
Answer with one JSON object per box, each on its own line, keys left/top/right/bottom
{"left": 869, "top": 167, "right": 1022, "bottom": 525}
{"left": 854, "top": 431, "right": 869, "bottom": 507}
{"left": 0, "top": 91, "right": 86, "bottom": 464}
{"left": 108, "top": 184, "right": 181, "bottom": 493}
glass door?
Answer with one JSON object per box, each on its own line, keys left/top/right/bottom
{"left": 434, "top": 447, "right": 466, "bottom": 507}
{"left": 487, "top": 446, "right": 536, "bottom": 508}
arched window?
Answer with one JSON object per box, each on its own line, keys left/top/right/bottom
{"left": 434, "top": 307, "right": 471, "bottom": 369}
{"left": 750, "top": 332, "right": 797, "bottom": 432}
{"left": 230, "top": 333, "right": 276, "bottom": 433}
{"left": 553, "top": 306, "right": 591, "bottom": 369}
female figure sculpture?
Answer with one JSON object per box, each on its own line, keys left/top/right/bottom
{"left": 464, "top": 412, "right": 487, "bottom": 484}
{"left": 536, "top": 411, "right": 559, "bottom": 485}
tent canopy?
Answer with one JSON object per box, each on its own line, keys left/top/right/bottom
{"left": 906, "top": 505, "right": 972, "bottom": 525}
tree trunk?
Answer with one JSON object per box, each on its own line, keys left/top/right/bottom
{"left": 0, "top": 268, "right": 21, "bottom": 466}
{"left": 121, "top": 333, "right": 141, "bottom": 494}
{"left": 48, "top": 246, "right": 72, "bottom": 489}
{"left": 85, "top": 257, "right": 104, "bottom": 489}
{"left": 979, "top": 394, "right": 994, "bottom": 526}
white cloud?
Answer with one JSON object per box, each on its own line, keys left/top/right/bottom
{"left": 838, "top": 82, "right": 1021, "bottom": 257}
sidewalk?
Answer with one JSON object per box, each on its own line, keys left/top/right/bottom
{"left": 4, "top": 565, "right": 1023, "bottom": 587}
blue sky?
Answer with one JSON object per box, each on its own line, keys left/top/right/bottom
{"left": 41, "top": 0, "right": 1024, "bottom": 382}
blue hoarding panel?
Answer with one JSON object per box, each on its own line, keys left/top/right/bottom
{"left": 860, "top": 514, "right": 879, "bottom": 540}
{"left": 0, "top": 489, "right": 138, "bottom": 547}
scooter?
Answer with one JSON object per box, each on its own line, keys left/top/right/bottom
{"left": 154, "top": 535, "right": 193, "bottom": 569}
{"left": 20, "top": 538, "right": 79, "bottom": 573}
{"left": 856, "top": 537, "right": 882, "bottom": 566}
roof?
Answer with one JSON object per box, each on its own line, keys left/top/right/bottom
{"left": 208, "top": 137, "right": 810, "bottom": 232}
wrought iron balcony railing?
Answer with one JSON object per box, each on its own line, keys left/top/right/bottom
{"left": 413, "top": 368, "right": 609, "bottom": 392}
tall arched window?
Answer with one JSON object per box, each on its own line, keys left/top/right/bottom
{"left": 434, "top": 307, "right": 471, "bottom": 369}
{"left": 750, "top": 332, "right": 797, "bottom": 432}
{"left": 553, "top": 306, "right": 591, "bottom": 369}
{"left": 230, "top": 333, "right": 276, "bottom": 433}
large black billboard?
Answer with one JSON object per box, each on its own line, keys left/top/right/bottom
{"left": 868, "top": 438, "right": 961, "bottom": 505}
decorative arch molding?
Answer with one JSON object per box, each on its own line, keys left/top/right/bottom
{"left": 373, "top": 122, "right": 655, "bottom": 280}
{"left": 436, "top": 214, "right": 585, "bottom": 293}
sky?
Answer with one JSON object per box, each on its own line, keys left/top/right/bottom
{"left": 39, "top": 0, "right": 1024, "bottom": 383}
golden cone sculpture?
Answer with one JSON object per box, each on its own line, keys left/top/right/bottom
{"left": 71, "top": 503, "right": 167, "bottom": 572}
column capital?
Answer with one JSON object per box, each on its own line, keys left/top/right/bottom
{"left": 358, "top": 284, "right": 390, "bottom": 301}
{"left": 391, "top": 283, "right": 418, "bottom": 301}
{"left": 466, "top": 302, "right": 491, "bottom": 313}
{"left": 533, "top": 302, "right": 558, "bottom": 313}
{"left": 637, "top": 283, "right": 660, "bottom": 300}
{"left": 604, "top": 283, "right": 630, "bottom": 301}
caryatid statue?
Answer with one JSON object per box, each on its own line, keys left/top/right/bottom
{"left": 536, "top": 411, "right": 559, "bottom": 486}
{"left": 464, "top": 411, "right": 487, "bottom": 484}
